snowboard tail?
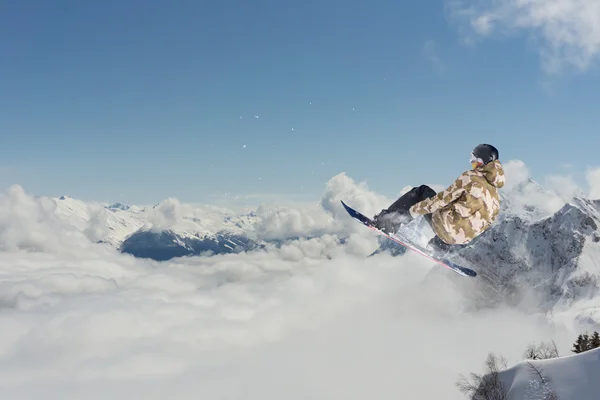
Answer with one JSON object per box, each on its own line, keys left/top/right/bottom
{"left": 341, "top": 200, "right": 477, "bottom": 278}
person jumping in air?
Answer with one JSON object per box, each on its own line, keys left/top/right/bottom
{"left": 372, "top": 144, "right": 505, "bottom": 254}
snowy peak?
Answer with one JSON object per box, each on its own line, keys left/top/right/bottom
{"left": 116, "top": 205, "right": 263, "bottom": 260}
{"left": 498, "top": 177, "right": 566, "bottom": 223}
{"left": 35, "top": 194, "right": 265, "bottom": 260}
{"left": 40, "top": 195, "right": 147, "bottom": 247}
{"left": 535, "top": 201, "right": 598, "bottom": 243}
{"left": 571, "top": 196, "right": 600, "bottom": 221}
{"left": 107, "top": 202, "right": 131, "bottom": 211}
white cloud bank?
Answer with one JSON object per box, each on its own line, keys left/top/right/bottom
{"left": 0, "top": 247, "right": 573, "bottom": 400}
{"left": 0, "top": 161, "right": 597, "bottom": 399}
{"left": 0, "top": 185, "right": 92, "bottom": 253}
{"left": 253, "top": 172, "right": 391, "bottom": 256}
{"left": 447, "top": 0, "right": 600, "bottom": 73}
{"left": 587, "top": 167, "right": 600, "bottom": 199}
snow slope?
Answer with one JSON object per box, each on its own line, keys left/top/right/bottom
{"left": 496, "top": 347, "right": 600, "bottom": 400}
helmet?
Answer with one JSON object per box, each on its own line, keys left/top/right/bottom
{"left": 470, "top": 144, "right": 499, "bottom": 168}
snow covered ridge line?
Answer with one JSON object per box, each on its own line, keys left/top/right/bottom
{"left": 457, "top": 336, "right": 600, "bottom": 400}
{"left": 435, "top": 194, "right": 600, "bottom": 312}
{"left": 499, "top": 348, "right": 600, "bottom": 400}
{"left": 40, "top": 193, "right": 265, "bottom": 260}
{"left": 41, "top": 186, "right": 354, "bottom": 261}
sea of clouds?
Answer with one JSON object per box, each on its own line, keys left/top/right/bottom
{"left": 1, "top": 160, "right": 599, "bottom": 399}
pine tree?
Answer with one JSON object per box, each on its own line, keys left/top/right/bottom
{"left": 582, "top": 333, "right": 591, "bottom": 351}
{"left": 591, "top": 331, "right": 600, "bottom": 349}
{"left": 572, "top": 334, "right": 586, "bottom": 353}
{"left": 571, "top": 332, "right": 599, "bottom": 353}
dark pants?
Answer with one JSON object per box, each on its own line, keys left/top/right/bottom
{"left": 380, "top": 185, "right": 453, "bottom": 253}
{"left": 387, "top": 185, "right": 436, "bottom": 227}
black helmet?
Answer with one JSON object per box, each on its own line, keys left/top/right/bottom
{"left": 471, "top": 144, "right": 499, "bottom": 165}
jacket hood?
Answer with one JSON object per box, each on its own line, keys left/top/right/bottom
{"left": 480, "top": 160, "right": 505, "bottom": 188}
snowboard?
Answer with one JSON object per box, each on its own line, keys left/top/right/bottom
{"left": 340, "top": 200, "right": 477, "bottom": 278}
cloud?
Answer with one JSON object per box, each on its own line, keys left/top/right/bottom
{"left": 501, "top": 159, "right": 570, "bottom": 216}
{"left": 586, "top": 167, "right": 600, "bottom": 199}
{"left": 251, "top": 172, "right": 393, "bottom": 257}
{"left": 254, "top": 172, "right": 390, "bottom": 244}
{"left": 0, "top": 239, "right": 574, "bottom": 399}
{"left": 502, "top": 159, "right": 531, "bottom": 191}
{"left": 0, "top": 185, "right": 92, "bottom": 253}
{"left": 83, "top": 204, "right": 112, "bottom": 243}
{"left": 446, "top": 0, "right": 600, "bottom": 74}
{"left": 145, "top": 197, "right": 189, "bottom": 231}
{"left": 144, "top": 199, "right": 247, "bottom": 234}
{"left": 423, "top": 40, "right": 446, "bottom": 74}
{"left": 319, "top": 172, "right": 390, "bottom": 226}
{"left": 544, "top": 173, "right": 585, "bottom": 201}
{"left": 254, "top": 203, "right": 337, "bottom": 241}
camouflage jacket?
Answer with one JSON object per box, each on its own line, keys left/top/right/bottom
{"left": 409, "top": 160, "right": 505, "bottom": 245}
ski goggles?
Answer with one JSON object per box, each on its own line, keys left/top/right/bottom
{"left": 470, "top": 153, "right": 483, "bottom": 169}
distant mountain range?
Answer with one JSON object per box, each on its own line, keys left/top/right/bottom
{"left": 42, "top": 195, "right": 264, "bottom": 259}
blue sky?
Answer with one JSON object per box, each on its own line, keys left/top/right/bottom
{"left": 1, "top": 0, "right": 599, "bottom": 205}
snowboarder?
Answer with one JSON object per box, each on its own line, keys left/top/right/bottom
{"left": 372, "top": 144, "right": 505, "bottom": 254}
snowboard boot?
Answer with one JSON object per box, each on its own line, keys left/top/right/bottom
{"left": 372, "top": 209, "right": 411, "bottom": 234}
{"left": 427, "top": 236, "right": 453, "bottom": 257}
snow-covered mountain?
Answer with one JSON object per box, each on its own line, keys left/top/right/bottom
{"left": 38, "top": 195, "right": 147, "bottom": 247}
{"left": 118, "top": 203, "right": 264, "bottom": 260}
{"left": 492, "top": 347, "right": 600, "bottom": 399}
{"left": 38, "top": 195, "right": 264, "bottom": 260}
{"left": 120, "top": 229, "right": 262, "bottom": 261}
{"left": 430, "top": 194, "right": 600, "bottom": 315}
{"left": 364, "top": 177, "right": 600, "bottom": 327}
